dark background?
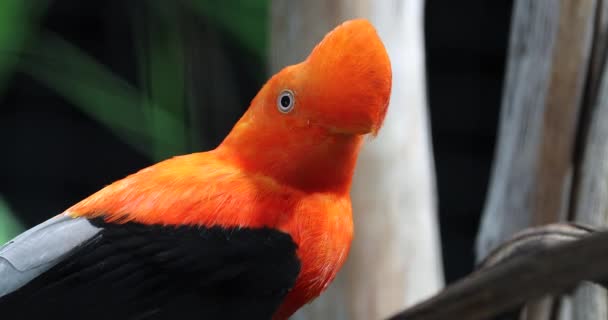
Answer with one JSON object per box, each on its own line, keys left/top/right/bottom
{"left": 0, "top": 0, "right": 513, "bottom": 283}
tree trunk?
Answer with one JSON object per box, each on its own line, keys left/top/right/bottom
{"left": 570, "top": 1, "right": 608, "bottom": 317}
{"left": 476, "top": 0, "right": 595, "bottom": 259}
{"left": 476, "top": 0, "right": 600, "bottom": 319}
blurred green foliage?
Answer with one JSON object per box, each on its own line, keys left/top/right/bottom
{"left": 21, "top": 0, "right": 268, "bottom": 162}
{"left": 22, "top": 34, "right": 176, "bottom": 158}
{"left": 0, "top": 0, "right": 268, "bottom": 237}
{"left": 136, "top": 2, "right": 189, "bottom": 161}
{"left": 187, "top": 0, "right": 268, "bottom": 59}
{"left": 0, "top": 0, "right": 47, "bottom": 93}
{"left": 0, "top": 0, "right": 48, "bottom": 238}
{"left": 0, "top": 0, "right": 27, "bottom": 91}
{"left": 0, "top": 196, "right": 23, "bottom": 243}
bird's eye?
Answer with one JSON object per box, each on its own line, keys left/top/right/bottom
{"left": 277, "top": 90, "right": 295, "bottom": 113}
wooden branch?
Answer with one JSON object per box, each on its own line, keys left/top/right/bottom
{"left": 478, "top": 223, "right": 596, "bottom": 269}
{"left": 388, "top": 224, "right": 607, "bottom": 320}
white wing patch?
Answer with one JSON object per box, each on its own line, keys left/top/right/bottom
{"left": 0, "top": 214, "right": 101, "bottom": 297}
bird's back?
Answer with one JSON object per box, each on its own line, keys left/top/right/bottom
{"left": 0, "top": 215, "right": 300, "bottom": 320}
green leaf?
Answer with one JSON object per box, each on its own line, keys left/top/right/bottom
{"left": 0, "top": 196, "right": 23, "bottom": 244}
{"left": 21, "top": 34, "right": 184, "bottom": 160}
{"left": 135, "top": 2, "right": 189, "bottom": 160}
{"left": 0, "top": 0, "right": 48, "bottom": 92}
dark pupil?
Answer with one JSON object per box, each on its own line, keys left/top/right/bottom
{"left": 280, "top": 95, "right": 291, "bottom": 108}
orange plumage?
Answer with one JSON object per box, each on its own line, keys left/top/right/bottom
{"left": 67, "top": 19, "right": 391, "bottom": 319}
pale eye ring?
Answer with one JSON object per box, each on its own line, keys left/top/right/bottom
{"left": 277, "top": 90, "right": 295, "bottom": 113}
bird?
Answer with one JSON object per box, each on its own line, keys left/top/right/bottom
{"left": 0, "top": 19, "right": 391, "bottom": 320}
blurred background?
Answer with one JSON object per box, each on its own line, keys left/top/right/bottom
{"left": 0, "top": 0, "right": 513, "bottom": 317}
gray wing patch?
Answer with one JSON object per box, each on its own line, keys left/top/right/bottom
{"left": 0, "top": 214, "right": 101, "bottom": 297}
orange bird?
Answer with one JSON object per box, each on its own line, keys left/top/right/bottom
{"left": 0, "top": 19, "right": 391, "bottom": 320}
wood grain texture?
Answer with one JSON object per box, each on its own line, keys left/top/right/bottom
{"left": 476, "top": 1, "right": 598, "bottom": 319}
{"left": 533, "top": 0, "right": 596, "bottom": 225}
{"left": 270, "top": 1, "right": 443, "bottom": 319}
{"left": 477, "top": 0, "right": 562, "bottom": 259}
{"left": 569, "top": 1, "right": 608, "bottom": 318}
{"left": 477, "top": 0, "right": 596, "bottom": 259}
{"left": 389, "top": 224, "right": 608, "bottom": 320}
{"left": 572, "top": 0, "right": 608, "bottom": 229}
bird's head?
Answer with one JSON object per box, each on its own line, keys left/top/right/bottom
{"left": 219, "top": 19, "right": 392, "bottom": 192}
{"left": 250, "top": 19, "right": 391, "bottom": 136}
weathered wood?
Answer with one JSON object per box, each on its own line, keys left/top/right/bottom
{"left": 477, "top": 0, "right": 596, "bottom": 259}
{"left": 572, "top": 0, "right": 608, "bottom": 231}
{"left": 477, "top": 0, "right": 560, "bottom": 259}
{"left": 271, "top": 1, "right": 443, "bottom": 319}
{"left": 533, "top": 0, "right": 597, "bottom": 226}
{"left": 476, "top": 2, "right": 598, "bottom": 319}
{"left": 389, "top": 224, "right": 608, "bottom": 320}
{"left": 477, "top": 223, "right": 595, "bottom": 269}
{"left": 569, "top": 1, "right": 608, "bottom": 318}
{"left": 579, "top": 0, "right": 608, "bottom": 110}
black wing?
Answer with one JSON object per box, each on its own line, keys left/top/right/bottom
{"left": 0, "top": 217, "right": 300, "bottom": 320}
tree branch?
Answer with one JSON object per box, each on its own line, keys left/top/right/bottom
{"left": 387, "top": 224, "right": 608, "bottom": 320}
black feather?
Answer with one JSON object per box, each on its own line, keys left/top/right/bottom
{"left": 0, "top": 218, "right": 300, "bottom": 320}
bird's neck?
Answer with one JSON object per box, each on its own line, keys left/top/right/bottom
{"left": 216, "top": 114, "right": 364, "bottom": 194}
